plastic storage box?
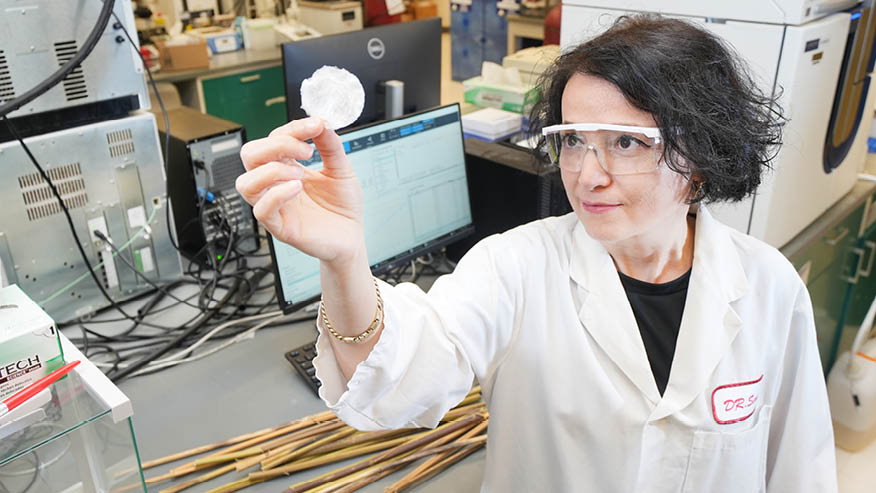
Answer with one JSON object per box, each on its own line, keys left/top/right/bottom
{"left": 241, "top": 18, "right": 278, "bottom": 51}
{"left": 0, "top": 334, "right": 146, "bottom": 492}
{"left": 189, "top": 27, "right": 243, "bottom": 54}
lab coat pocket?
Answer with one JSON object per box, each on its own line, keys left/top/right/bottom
{"left": 681, "top": 405, "right": 772, "bottom": 493}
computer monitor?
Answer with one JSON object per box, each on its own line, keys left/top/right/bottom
{"left": 281, "top": 17, "right": 441, "bottom": 127}
{"left": 268, "top": 104, "right": 474, "bottom": 313}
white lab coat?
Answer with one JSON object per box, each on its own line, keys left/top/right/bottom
{"left": 313, "top": 206, "right": 837, "bottom": 492}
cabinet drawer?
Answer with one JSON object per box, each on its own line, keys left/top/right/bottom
{"left": 201, "top": 66, "right": 287, "bottom": 140}
{"left": 202, "top": 66, "right": 284, "bottom": 101}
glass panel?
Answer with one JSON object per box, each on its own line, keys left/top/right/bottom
{"left": 0, "top": 371, "right": 146, "bottom": 492}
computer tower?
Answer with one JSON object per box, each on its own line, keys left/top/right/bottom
{"left": 446, "top": 138, "right": 572, "bottom": 261}
{"left": 159, "top": 107, "right": 258, "bottom": 265}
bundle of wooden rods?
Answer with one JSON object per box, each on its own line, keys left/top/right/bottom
{"left": 139, "top": 387, "right": 487, "bottom": 492}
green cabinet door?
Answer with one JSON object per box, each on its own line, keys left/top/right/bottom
{"left": 843, "top": 241, "right": 876, "bottom": 325}
{"left": 806, "top": 259, "right": 857, "bottom": 373}
{"left": 788, "top": 201, "right": 865, "bottom": 373}
{"left": 836, "top": 201, "right": 876, "bottom": 359}
{"left": 201, "top": 66, "right": 288, "bottom": 141}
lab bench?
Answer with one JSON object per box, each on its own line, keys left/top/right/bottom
{"left": 106, "top": 279, "right": 486, "bottom": 492}
{"left": 153, "top": 48, "right": 288, "bottom": 141}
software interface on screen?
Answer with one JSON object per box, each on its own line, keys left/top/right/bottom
{"left": 271, "top": 105, "right": 472, "bottom": 308}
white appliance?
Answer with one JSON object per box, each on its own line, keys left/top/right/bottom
{"left": 186, "top": 0, "right": 220, "bottom": 12}
{"left": 273, "top": 21, "right": 322, "bottom": 43}
{"left": 561, "top": 0, "right": 876, "bottom": 248}
{"left": 297, "top": 0, "right": 363, "bottom": 36}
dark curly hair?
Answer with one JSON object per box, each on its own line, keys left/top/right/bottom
{"left": 528, "top": 14, "right": 785, "bottom": 203}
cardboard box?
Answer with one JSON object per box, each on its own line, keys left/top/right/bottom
{"left": 154, "top": 37, "right": 210, "bottom": 72}
{"left": 0, "top": 285, "right": 64, "bottom": 401}
{"left": 412, "top": 0, "right": 438, "bottom": 19}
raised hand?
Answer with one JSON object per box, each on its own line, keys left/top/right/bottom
{"left": 236, "top": 117, "right": 365, "bottom": 265}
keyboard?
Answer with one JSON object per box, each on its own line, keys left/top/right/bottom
{"left": 285, "top": 341, "right": 321, "bottom": 396}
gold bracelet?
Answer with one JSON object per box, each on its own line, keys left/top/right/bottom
{"left": 321, "top": 277, "right": 384, "bottom": 344}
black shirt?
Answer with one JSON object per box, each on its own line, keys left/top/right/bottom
{"left": 617, "top": 269, "right": 691, "bottom": 396}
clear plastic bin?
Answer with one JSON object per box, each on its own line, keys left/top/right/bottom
{"left": 0, "top": 335, "right": 145, "bottom": 492}
{"left": 241, "top": 18, "right": 278, "bottom": 51}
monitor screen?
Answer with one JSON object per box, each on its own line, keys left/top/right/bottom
{"left": 268, "top": 104, "right": 474, "bottom": 313}
{"left": 281, "top": 17, "right": 441, "bottom": 127}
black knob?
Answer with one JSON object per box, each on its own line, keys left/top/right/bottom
{"left": 113, "top": 22, "right": 122, "bottom": 30}
{"left": 115, "top": 35, "right": 125, "bottom": 44}
{"left": 193, "top": 159, "right": 205, "bottom": 170}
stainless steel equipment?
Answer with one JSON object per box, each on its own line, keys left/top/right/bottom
{"left": 0, "top": 0, "right": 148, "bottom": 127}
{"left": 0, "top": 112, "right": 182, "bottom": 323}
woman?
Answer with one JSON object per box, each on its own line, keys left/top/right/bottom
{"left": 235, "top": 15, "right": 836, "bottom": 492}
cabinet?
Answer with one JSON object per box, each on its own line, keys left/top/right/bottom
{"left": 782, "top": 178, "right": 876, "bottom": 373}
{"left": 786, "top": 198, "right": 865, "bottom": 373}
{"left": 833, "top": 194, "right": 876, "bottom": 361}
{"left": 450, "top": 0, "right": 509, "bottom": 81}
{"left": 198, "top": 65, "right": 288, "bottom": 141}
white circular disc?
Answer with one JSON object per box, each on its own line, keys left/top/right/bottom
{"left": 299, "top": 66, "right": 366, "bottom": 130}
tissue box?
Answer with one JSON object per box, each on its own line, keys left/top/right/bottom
{"left": 463, "top": 76, "right": 540, "bottom": 114}
{"left": 153, "top": 37, "right": 210, "bottom": 71}
{"left": 462, "top": 107, "right": 523, "bottom": 141}
{"left": 0, "top": 285, "right": 64, "bottom": 401}
{"left": 0, "top": 333, "right": 145, "bottom": 492}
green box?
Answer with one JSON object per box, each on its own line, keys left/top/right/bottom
{"left": 0, "top": 285, "right": 64, "bottom": 400}
{"left": 463, "top": 76, "right": 541, "bottom": 114}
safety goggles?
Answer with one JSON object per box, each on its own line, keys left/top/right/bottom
{"left": 541, "top": 123, "right": 664, "bottom": 175}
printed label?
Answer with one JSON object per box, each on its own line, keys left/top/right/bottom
{"left": 127, "top": 205, "right": 147, "bottom": 229}
{"left": 0, "top": 355, "right": 42, "bottom": 385}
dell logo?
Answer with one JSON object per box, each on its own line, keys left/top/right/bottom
{"left": 367, "top": 38, "right": 386, "bottom": 60}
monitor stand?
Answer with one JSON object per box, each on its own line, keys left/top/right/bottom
{"left": 378, "top": 80, "right": 405, "bottom": 120}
